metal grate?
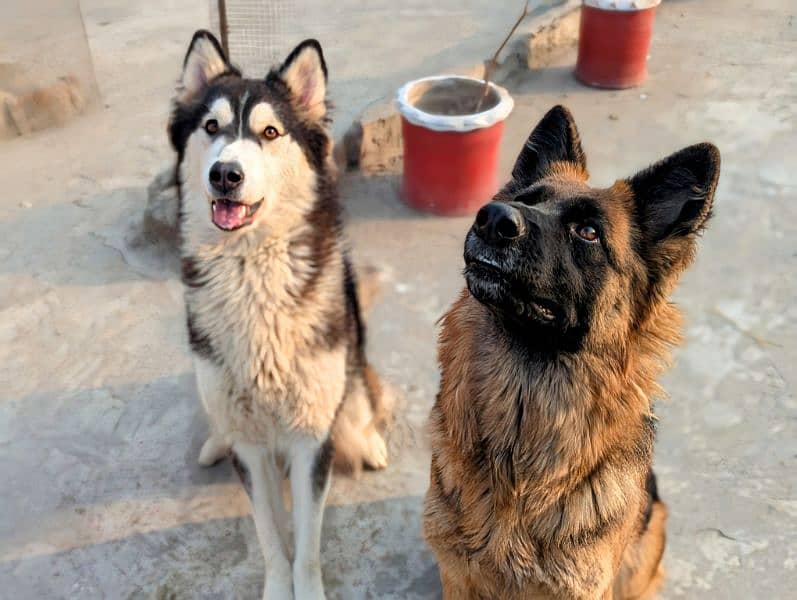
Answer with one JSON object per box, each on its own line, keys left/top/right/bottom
{"left": 210, "top": 0, "right": 325, "bottom": 76}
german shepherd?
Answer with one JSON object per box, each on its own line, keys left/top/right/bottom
{"left": 168, "top": 31, "right": 390, "bottom": 599}
{"left": 423, "top": 106, "right": 720, "bottom": 599}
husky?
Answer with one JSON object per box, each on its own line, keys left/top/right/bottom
{"left": 168, "top": 31, "right": 391, "bottom": 599}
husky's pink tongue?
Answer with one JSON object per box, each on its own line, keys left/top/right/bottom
{"left": 212, "top": 199, "right": 249, "bottom": 230}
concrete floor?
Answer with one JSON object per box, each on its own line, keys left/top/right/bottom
{"left": 1, "top": 0, "right": 795, "bottom": 598}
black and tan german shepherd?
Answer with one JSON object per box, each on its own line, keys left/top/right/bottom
{"left": 424, "top": 106, "right": 720, "bottom": 599}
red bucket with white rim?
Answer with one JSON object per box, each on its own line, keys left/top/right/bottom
{"left": 397, "top": 75, "right": 514, "bottom": 216}
{"left": 576, "top": 0, "right": 661, "bottom": 89}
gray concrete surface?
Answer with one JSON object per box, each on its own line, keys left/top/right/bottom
{"left": 1, "top": 0, "right": 795, "bottom": 598}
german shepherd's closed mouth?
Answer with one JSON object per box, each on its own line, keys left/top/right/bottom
{"left": 424, "top": 106, "right": 720, "bottom": 599}
{"left": 169, "top": 31, "right": 391, "bottom": 600}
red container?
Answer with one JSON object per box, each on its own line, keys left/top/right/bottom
{"left": 400, "top": 119, "right": 505, "bottom": 216}
{"left": 575, "top": 1, "right": 660, "bottom": 89}
{"left": 397, "top": 76, "right": 514, "bottom": 216}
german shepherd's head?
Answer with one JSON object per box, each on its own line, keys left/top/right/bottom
{"left": 168, "top": 31, "right": 332, "bottom": 249}
{"left": 465, "top": 106, "right": 720, "bottom": 352}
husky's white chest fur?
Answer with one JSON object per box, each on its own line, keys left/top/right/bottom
{"left": 183, "top": 237, "right": 347, "bottom": 444}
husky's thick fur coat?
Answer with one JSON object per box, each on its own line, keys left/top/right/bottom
{"left": 424, "top": 106, "right": 720, "bottom": 599}
{"left": 169, "top": 31, "right": 390, "bottom": 599}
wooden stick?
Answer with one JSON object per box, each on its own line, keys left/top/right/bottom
{"left": 475, "top": 0, "right": 531, "bottom": 111}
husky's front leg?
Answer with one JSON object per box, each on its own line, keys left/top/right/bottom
{"left": 234, "top": 441, "right": 294, "bottom": 600}
{"left": 289, "top": 435, "right": 332, "bottom": 600}
{"left": 193, "top": 356, "right": 231, "bottom": 466}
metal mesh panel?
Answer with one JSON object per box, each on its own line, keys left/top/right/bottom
{"left": 209, "top": 0, "right": 326, "bottom": 76}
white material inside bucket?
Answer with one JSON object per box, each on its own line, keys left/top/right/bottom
{"left": 406, "top": 78, "right": 500, "bottom": 116}
{"left": 396, "top": 75, "right": 514, "bottom": 133}
{"left": 584, "top": 0, "right": 661, "bottom": 10}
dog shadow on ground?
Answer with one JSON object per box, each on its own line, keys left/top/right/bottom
{"left": 0, "top": 185, "right": 179, "bottom": 287}
{"left": 2, "top": 374, "right": 438, "bottom": 599}
{"left": 2, "top": 494, "right": 441, "bottom": 600}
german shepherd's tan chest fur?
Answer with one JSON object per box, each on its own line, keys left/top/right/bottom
{"left": 425, "top": 294, "right": 656, "bottom": 599}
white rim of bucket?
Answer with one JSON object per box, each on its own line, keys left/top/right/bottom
{"left": 396, "top": 75, "right": 514, "bottom": 133}
{"left": 583, "top": 0, "right": 661, "bottom": 11}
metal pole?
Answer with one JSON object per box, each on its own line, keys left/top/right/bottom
{"left": 217, "top": 0, "right": 230, "bottom": 57}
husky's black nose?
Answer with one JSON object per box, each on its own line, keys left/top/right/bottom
{"left": 474, "top": 202, "right": 525, "bottom": 245}
{"left": 209, "top": 161, "right": 244, "bottom": 193}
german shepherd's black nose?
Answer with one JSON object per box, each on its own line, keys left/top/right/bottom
{"left": 474, "top": 202, "right": 525, "bottom": 245}
{"left": 209, "top": 161, "right": 244, "bottom": 193}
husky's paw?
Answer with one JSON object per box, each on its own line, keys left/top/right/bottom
{"left": 262, "top": 576, "right": 293, "bottom": 600}
{"left": 198, "top": 436, "right": 230, "bottom": 467}
{"left": 362, "top": 429, "right": 388, "bottom": 471}
{"left": 293, "top": 562, "right": 325, "bottom": 600}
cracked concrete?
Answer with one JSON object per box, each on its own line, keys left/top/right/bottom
{"left": 0, "top": 0, "right": 795, "bottom": 598}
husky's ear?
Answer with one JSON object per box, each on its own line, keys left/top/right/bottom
{"left": 511, "top": 105, "right": 587, "bottom": 185}
{"left": 177, "top": 30, "right": 234, "bottom": 102}
{"left": 628, "top": 143, "right": 720, "bottom": 243}
{"left": 279, "top": 39, "right": 328, "bottom": 122}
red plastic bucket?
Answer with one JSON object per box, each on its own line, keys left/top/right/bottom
{"left": 575, "top": 0, "right": 661, "bottom": 89}
{"left": 397, "top": 76, "right": 514, "bottom": 216}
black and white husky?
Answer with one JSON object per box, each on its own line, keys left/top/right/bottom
{"left": 168, "top": 31, "right": 391, "bottom": 599}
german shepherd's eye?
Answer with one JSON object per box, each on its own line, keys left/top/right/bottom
{"left": 263, "top": 126, "right": 280, "bottom": 140}
{"left": 572, "top": 223, "right": 599, "bottom": 243}
{"left": 204, "top": 119, "right": 219, "bottom": 135}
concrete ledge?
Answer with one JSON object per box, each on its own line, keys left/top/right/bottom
{"left": 526, "top": 5, "right": 581, "bottom": 68}
{"left": 335, "top": 100, "right": 404, "bottom": 176}
{"left": 0, "top": 74, "right": 90, "bottom": 139}
{"left": 499, "top": 0, "right": 581, "bottom": 72}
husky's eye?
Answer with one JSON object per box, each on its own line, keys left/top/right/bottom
{"left": 573, "top": 224, "right": 599, "bottom": 243}
{"left": 263, "top": 126, "right": 280, "bottom": 140}
{"left": 204, "top": 119, "right": 219, "bottom": 135}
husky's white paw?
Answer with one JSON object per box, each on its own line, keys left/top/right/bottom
{"left": 197, "top": 436, "right": 230, "bottom": 467}
{"left": 263, "top": 575, "right": 294, "bottom": 600}
{"left": 293, "top": 562, "right": 325, "bottom": 600}
{"left": 362, "top": 429, "right": 388, "bottom": 470}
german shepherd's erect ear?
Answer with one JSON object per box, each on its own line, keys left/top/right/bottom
{"left": 629, "top": 143, "right": 721, "bottom": 240}
{"left": 628, "top": 143, "right": 721, "bottom": 281}
{"left": 278, "top": 39, "right": 328, "bottom": 123}
{"left": 511, "top": 105, "right": 588, "bottom": 185}
{"left": 177, "top": 30, "right": 238, "bottom": 102}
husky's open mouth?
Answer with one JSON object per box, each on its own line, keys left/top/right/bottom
{"left": 211, "top": 198, "right": 263, "bottom": 231}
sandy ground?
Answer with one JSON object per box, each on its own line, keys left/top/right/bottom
{"left": 1, "top": 0, "right": 795, "bottom": 598}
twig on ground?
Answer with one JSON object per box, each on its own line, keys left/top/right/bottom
{"left": 698, "top": 527, "right": 739, "bottom": 542}
{"left": 709, "top": 307, "right": 781, "bottom": 349}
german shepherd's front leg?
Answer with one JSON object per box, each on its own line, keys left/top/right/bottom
{"left": 234, "top": 441, "right": 294, "bottom": 600}
{"left": 289, "top": 435, "right": 332, "bottom": 600}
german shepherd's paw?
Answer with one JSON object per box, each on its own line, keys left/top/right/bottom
{"left": 197, "top": 435, "right": 230, "bottom": 467}
{"left": 362, "top": 429, "right": 389, "bottom": 470}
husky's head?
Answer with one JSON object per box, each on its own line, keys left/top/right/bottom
{"left": 169, "top": 31, "right": 332, "bottom": 245}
